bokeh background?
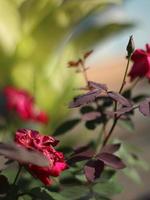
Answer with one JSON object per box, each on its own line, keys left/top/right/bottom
{"left": 0, "top": 0, "right": 150, "bottom": 199}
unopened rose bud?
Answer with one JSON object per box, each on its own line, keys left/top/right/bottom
{"left": 126, "top": 35, "right": 135, "bottom": 57}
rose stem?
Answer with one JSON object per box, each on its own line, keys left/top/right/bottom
{"left": 13, "top": 165, "right": 22, "bottom": 185}
{"left": 102, "top": 55, "right": 131, "bottom": 147}
{"left": 119, "top": 55, "right": 131, "bottom": 94}
{"left": 80, "top": 60, "right": 106, "bottom": 151}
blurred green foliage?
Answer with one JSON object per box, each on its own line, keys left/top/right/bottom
{"left": 0, "top": 0, "right": 132, "bottom": 130}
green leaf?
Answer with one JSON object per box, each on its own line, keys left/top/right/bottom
{"left": 118, "top": 119, "right": 134, "bottom": 132}
{"left": 100, "top": 169, "right": 116, "bottom": 182}
{"left": 72, "top": 22, "right": 133, "bottom": 49}
{"left": 93, "top": 179, "right": 123, "bottom": 197}
{"left": 132, "top": 94, "right": 149, "bottom": 103}
{"left": 18, "top": 195, "right": 32, "bottom": 200}
{"left": 60, "top": 170, "right": 82, "bottom": 185}
{"left": 75, "top": 174, "right": 87, "bottom": 182}
{"left": 85, "top": 121, "right": 97, "bottom": 130}
{"left": 118, "top": 140, "right": 148, "bottom": 170}
{"left": 135, "top": 159, "right": 149, "bottom": 171}
{"left": 122, "top": 89, "right": 131, "bottom": 99}
{"left": 30, "top": 187, "right": 52, "bottom": 200}
{"left": 60, "top": 186, "right": 89, "bottom": 200}
{"left": 53, "top": 119, "right": 80, "bottom": 136}
{"left": 41, "top": 188, "right": 67, "bottom": 200}
{"left": 123, "top": 168, "right": 141, "bottom": 184}
{"left": 94, "top": 195, "right": 111, "bottom": 200}
{"left": 31, "top": 187, "right": 66, "bottom": 200}
{"left": 80, "top": 106, "right": 95, "bottom": 114}
{"left": 118, "top": 141, "right": 144, "bottom": 184}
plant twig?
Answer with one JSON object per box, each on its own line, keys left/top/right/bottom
{"left": 119, "top": 55, "right": 131, "bottom": 94}
{"left": 102, "top": 118, "right": 118, "bottom": 147}
{"left": 102, "top": 55, "right": 131, "bottom": 147}
{"left": 13, "top": 165, "right": 22, "bottom": 185}
{"left": 96, "top": 124, "right": 106, "bottom": 153}
{"left": 80, "top": 61, "right": 89, "bottom": 88}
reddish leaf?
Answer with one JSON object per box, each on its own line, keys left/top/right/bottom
{"left": 101, "top": 144, "right": 121, "bottom": 154}
{"left": 115, "top": 106, "right": 133, "bottom": 116}
{"left": 88, "top": 81, "right": 108, "bottom": 91}
{"left": 71, "top": 148, "right": 94, "bottom": 159}
{"left": 108, "top": 91, "right": 131, "bottom": 107}
{"left": 68, "top": 59, "right": 83, "bottom": 67}
{"left": 73, "top": 144, "right": 91, "bottom": 154}
{"left": 84, "top": 50, "right": 93, "bottom": 59}
{"left": 76, "top": 86, "right": 89, "bottom": 91}
{"left": 105, "top": 111, "right": 116, "bottom": 119}
{"left": 84, "top": 160, "right": 104, "bottom": 182}
{"left": 105, "top": 110, "right": 127, "bottom": 120}
{"left": 97, "top": 153, "right": 126, "bottom": 169}
{"left": 139, "top": 98, "right": 150, "bottom": 116}
{"left": 67, "top": 149, "right": 94, "bottom": 165}
{"left": 69, "top": 89, "right": 101, "bottom": 108}
{"left": 0, "top": 142, "right": 49, "bottom": 167}
{"left": 81, "top": 112, "right": 101, "bottom": 121}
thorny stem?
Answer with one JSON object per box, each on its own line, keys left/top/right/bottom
{"left": 102, "top": 55, "right": 131, "bottom": 147}
{"left": 13, "top": 165, "right": 22, "bottom": 185}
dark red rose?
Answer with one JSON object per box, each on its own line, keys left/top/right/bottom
{"left": 128, "top": 44, "right": 150, "bottom": 81}
{"left": 15, "top": 129, "right": 68, "bottom": 185}
{"left": 4, "top": 86, "right": 49, "bottom": 124}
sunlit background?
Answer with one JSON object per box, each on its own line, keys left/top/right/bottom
{"left": 0, "top": 0, "right": 150, "bottom": 199}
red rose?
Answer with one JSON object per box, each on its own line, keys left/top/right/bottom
{"left": 15, "top": 129, "right": 68, "bottom": 185}
{"left": 32, "top": 110, "right": 49, "bottom": 124}
{"left": 4, "top": 86, "right": 49, "bottom": 124}
{"left": 128, "top": 44, "right": 150, "bottom": 81}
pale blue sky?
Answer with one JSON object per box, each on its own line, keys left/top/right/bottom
{"left": 92, "top": 0, "right": 150, "bottom": 62}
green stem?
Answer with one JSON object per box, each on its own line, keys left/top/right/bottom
{"left": 96, "top": 124, "right": 106, "bottom": 153}
{"left": 13, "top": 165, "right": 22, "bottom": 185}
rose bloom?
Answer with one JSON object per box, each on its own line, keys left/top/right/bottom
{"left": 128, "top": 44, "right": 150, "bottom": 81}
{"left": 4, "top": 86, "right": 48, "bottom": 124}
{"left": 15, "top": 129, "right": 68, "bottom": 185}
